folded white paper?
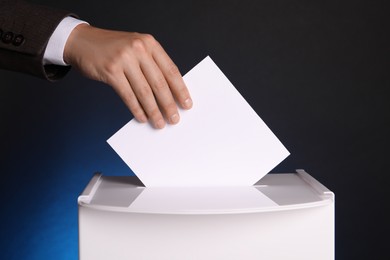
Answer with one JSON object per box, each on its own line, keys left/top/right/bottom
{"left": 107, "top": 56, "right": 289, "bottom": 187}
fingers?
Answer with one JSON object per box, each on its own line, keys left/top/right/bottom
{"left": 139, "top": 57, "right": 180, "bottom": 125}
{"left": 101, "top": 33, "right": 192, "bottom": 129}
{"left": 124, "top": 60, "right": 167, "bottom": 129}
{"left": 151, "top": 42, "right": 193, "bottom": 110}
{"left": 109, "top": 73, "right": 148, "bottom": 124}
{"left": 124, "top": 37, "right": 192, "bottom": 129}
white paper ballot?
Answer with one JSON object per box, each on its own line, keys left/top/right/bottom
{"left": 107, "top": 56, "right": 289, "bottom": 187}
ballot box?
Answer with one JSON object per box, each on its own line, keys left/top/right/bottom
{"left": 78, "top": 169, "right": 334, "bottom": 260}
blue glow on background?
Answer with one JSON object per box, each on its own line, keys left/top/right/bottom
{"left": 0, "top": 72, "right": 135, "bottom": 260}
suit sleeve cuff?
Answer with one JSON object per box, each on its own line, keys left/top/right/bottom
{"left": 43, "top": 17, "right": 88, "bottom": 66}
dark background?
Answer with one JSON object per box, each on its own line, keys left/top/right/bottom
{"left": 1, "top": 0, "right": 389, "bottom": 259}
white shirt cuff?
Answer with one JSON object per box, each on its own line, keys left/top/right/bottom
{"left": 43, "top": 17, "right": 89, "bottom": 66}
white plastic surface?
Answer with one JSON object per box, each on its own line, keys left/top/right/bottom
{"left": 78, "top": 170, "right": 334, "bottom": 260}
{"left": 78, "top": 170, "right": 334, "bottom": 214}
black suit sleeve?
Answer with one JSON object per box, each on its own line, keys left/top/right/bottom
{"left": 0, "top": 0, "right": 76, "bottom": 80}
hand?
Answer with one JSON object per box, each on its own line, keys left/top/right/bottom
{"left": 63, "top": 24, "right": 192, "bottom": 129}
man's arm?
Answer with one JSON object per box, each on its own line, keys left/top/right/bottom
{"left": 0, "top": 1, "right": 192, "bottom": 128}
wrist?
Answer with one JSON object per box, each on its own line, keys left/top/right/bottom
{"left": 63, "top": 23, "right": 92, "bottom": 66}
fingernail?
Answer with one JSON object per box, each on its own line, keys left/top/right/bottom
{"left": 169, "top": 113, "right": 180, "bottom": 124}
{"left": 155, "top": 119, "right": 165, "bottom": 129}
{"left": 183, "top": 98, "right": 193, "bottom": 109}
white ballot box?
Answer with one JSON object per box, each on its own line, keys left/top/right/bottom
{"left": 78, "top": 170, "right": 334, "bottom": 260}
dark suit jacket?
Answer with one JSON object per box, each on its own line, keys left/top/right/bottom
{"left": 0, "top": 0, "right": 74, "bottom": 80}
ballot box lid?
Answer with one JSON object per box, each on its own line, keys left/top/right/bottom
{"left": 78, "top": 169, "right": 334, "bottom": 215}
